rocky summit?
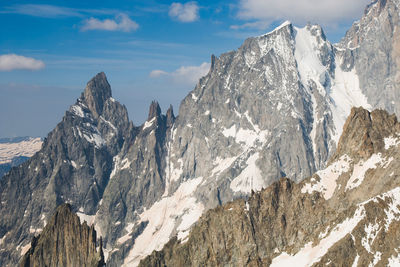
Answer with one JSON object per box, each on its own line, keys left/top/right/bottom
{"left": 1, "top": 0, "right": 400, "bottom": 266}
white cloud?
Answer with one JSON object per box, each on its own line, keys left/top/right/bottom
{"left": 236, "top": 0, "right": 370, "bottom": 28}
{"left": 0, "top": 54, "right": 45, "bottom": 71}
{"left": 169, "top": 2, "right": 199, "bottom": 22}
{"left": 149, "top": 62, "right": 210, "bottom": 85}
{"left": 82, "top": 14, "right": 139, "bottom": 32}
{"left": 149, "top": 70, "right": 168, "bottom": 77}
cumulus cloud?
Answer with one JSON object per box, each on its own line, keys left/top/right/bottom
{"left": 82, "top": 13, "right": 139, "bottom": 32}
{"left": 169, "top": 2, "right": 199, "bottom": 22}
{"left": 0, "top": 54, "right": 45, "bottom": 71}
{"left": 236, "top": 0, "right": 370, "bottom": 28}
{"left": 150, "top": 62, "right": 210, "bottom": 85}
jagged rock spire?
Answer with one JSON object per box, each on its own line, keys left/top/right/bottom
{"left": 83, "top": 72, "right": 112, "bottom": 118}
{"left": 19, "top": 203, "right": 104, "bottom": 267}
{"left": 166, "top": 105, "right": 175, "bottom": 127}
{"left": 147, "top": 100, "right": 161, "bottom": 120}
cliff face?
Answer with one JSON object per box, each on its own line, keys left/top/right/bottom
{"left": 19, "top": 203, "right": 104, "bottom": 267}
{"left": 140, "top": 107, "right": 400, "bottom": 266}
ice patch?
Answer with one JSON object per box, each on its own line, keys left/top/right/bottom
{"left": 329, "top": 60, "right": 371, "bottom": 143}
{"left": 230, "top": 152, "right": 266, "bottom": 194}
{"left": 301, "top": 154, "right": 351, "bottom": 199}
{"left": 123, "top": 177, "right": 204, "bottom": 266}
{"left": 294, "top": 26, "right": 327, "bottom": 96}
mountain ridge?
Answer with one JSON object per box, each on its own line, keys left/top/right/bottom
{"left": 139, "top": 107, "right": 400, "bottom": 266}
{"left": 1, "top": 0, "right": 400, "bottom": 266}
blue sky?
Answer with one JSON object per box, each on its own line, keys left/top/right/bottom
{"left": 0, "top": 0, "right": 370, "bottom": 137}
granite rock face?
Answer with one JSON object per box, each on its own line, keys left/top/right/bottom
{"left": 140, "top": 107, "right": 400, "bottom": 266}
{"left": 19, "top": 203, "right": 104, "bottom": 267}
{"left": 0, "top": 72, "right": 132, "bottom": 266}
{"left": 2, "top": 0, "right": 400, "bottom": 266}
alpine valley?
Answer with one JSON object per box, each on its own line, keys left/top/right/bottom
{"left": 1, "top": 0, "right": 400, "bottom": 266}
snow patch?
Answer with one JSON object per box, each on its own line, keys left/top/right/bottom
{"left": 384, "top": 135, "right": 400, "bottom": 150}
{"left": 123, "top": 177, "right": 204, "bottom": 266}
{"left": 191, "top": 93, "right": 198, "bottom": 101}
{"left": 346, "top": 153, "right": 391, "bottom": 191}
{"left": 388, "top": 252, "right": 400, "bottom": 266}
{"left": 263, "top": 20, "right": 291, "bottom": 36}
{"left": 230, "top": 152, "right": 266, "bottom": 194}
{"left": 83, "top": 132, "right": 105, "bottom": 148}
{"left": 0, "top": 137, "right": 42, "bottom": 164}
{"left": 361, "top": 222, "right": 380, "bottom": 253}
{"left": 301, "top": 154, "right": 351, "bottom": 199}
{"left": 70, "top": 104, "right": 85, "bottom": 118}
{"left": 211, "top": 156, "right": 238, "bottom": 176}
{"left": 142, "top": 117, "right": 156, "bottom": 130}
{"left": 329, "top": 60, "right": 371, "bottom": 143}
{"left": 271, "top": 202, "right": 366, "bottom": 267}
{"left": 20, "top": 243, "right": 31, "bottom": 256}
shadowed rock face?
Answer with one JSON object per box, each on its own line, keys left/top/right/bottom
{"left": 19, "top": 203, "right": 104, "bottom": 267}
{"left": 83, "top": 72, "right": 112, "bottom": 119}
{"left": 139, "top": 107, "right": 400, "bottom": 266}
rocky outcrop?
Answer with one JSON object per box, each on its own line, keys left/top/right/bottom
{"left": 19, "top": 203, "right": 104, "bottom": 267}
{"left": 140, "top": 107, "right": 400, "bottom": 266}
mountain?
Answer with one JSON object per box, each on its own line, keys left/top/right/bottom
{"left": 0, "top": 72, "right": 133, "bottom": 266}
{"left": 19, "top": 203, "right": 104, "bottom": 267}
{"left": 139, "top": 107, "right": 400, "bottom": 266}
{"left": 0, "top": 137, "right": 43, "bottom": 178}
{"left": 1, "top": 0, "right": 400, "bottom": 266}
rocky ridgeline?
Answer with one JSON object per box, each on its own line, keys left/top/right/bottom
{"left": 1, "top": 0, "right": 400, "bottom": 266}
{"left": 20, "top": 203, "right": 104, "bottom": 267}
{"left": 139, "top": 107, "right": 400, "bottom": 266}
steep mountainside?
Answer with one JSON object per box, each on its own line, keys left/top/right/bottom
{"left": 1, "top": 0, "right": 400, "bottom": 266}
{"left": 19, "top": 203, "right": 104, "bottom": 267}
{"left": 140, "top": 107, "right": 400, "bottom": 266}
{"left": 0, "top": 72, "right": 133, "bottom": 265}
{"left": 0, "top": 137, "right": 43, "bottom": 178}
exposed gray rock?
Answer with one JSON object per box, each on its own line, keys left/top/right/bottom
{"left": 19, "top": 203, "right": 104, "bottom": 267}
{"left": 0, "top": 72, "right": 132, "bottom": 266}
{"left": 140, "top": 107, "right": 400, "bottom": 267}
{"left": 1, "top": 0, "right": 400, "bottom": 266}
